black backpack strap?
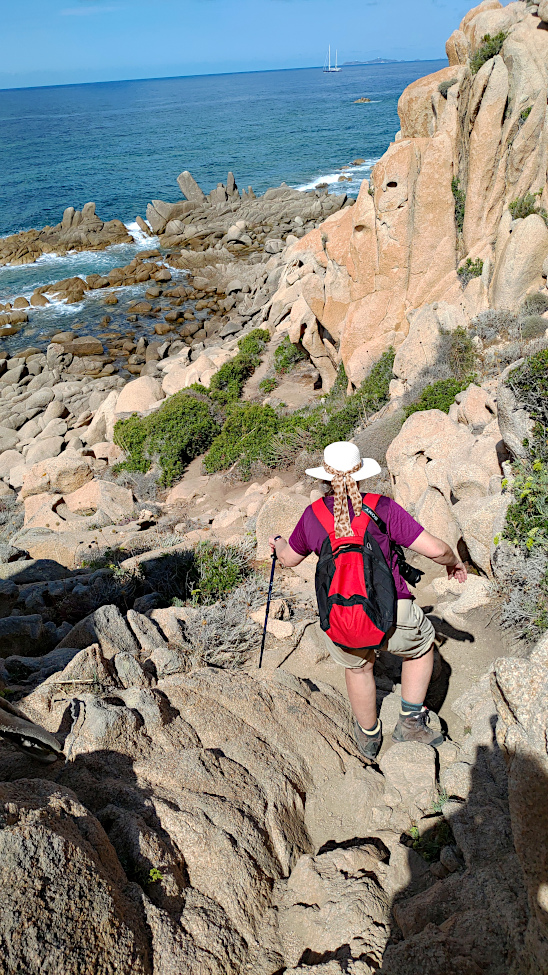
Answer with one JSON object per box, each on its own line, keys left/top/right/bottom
{"left": 362, "top": 496, "right": 424, "bottom": 587}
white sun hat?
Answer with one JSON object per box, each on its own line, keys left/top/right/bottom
{"left": 305, "top": 442, "right": 381, "bottom": 481}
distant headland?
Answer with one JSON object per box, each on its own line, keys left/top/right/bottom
{"left": 343, "top": 58, "right": 401, "bottom": 65}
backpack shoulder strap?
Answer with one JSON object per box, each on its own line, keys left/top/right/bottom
{"left": 311, "top": 498, "right": 335, "bottom": 536}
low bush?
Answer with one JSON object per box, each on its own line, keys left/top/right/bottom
{"left": 447, "top": 326, "right": 477, "bottom": 378}
{"left": 438, "top": 78, "right": 458, "bottom": 99}
{"left": 238, "top": 328, "right": 270, "bottom": 357}
{"left": 406, "top": 819, "right": 454, "bottom": 862}
{"left": 274, "top": 336, "right": 307, "bottom": 374}
{"left": 470, "top": 31, "right": 508, "bottom": 75}
{"left": 190, "top": 540, "right": 252, "bottom": 604}
{"left": 114, "top": 392, "right": 220, "bottom": 487}
{"left": 205, "top": 348, "right": 395, "bottom": 476}
{"left": 517, "top": 315, "right": 548, "bottom": 341}
{"left": 519, "top": 105, "right": 532, "bottom": 125}
{"left": 209, "top": 353, "right": 258, "bottom": 403}
{"left": 457, "top": 257, "right": 483, "bottom": 287}
{"left": 496, "top": 349, "right": 548, "bottom": 637}
{"left": 504, "top": 461, "right": 548, "bottom": 551}
{"left": 204, "top": 401, "right": 280, "bottom": 476}
{"left": 494, "top": 543, "right": 548, "bottom": 641}
{"left": 509, "top": 191, "right": 548, "bottom": 226}
{"left": 451, "top": 176, "right": 466, "bottom": 233}
{"left": 209, "top": 328, "right": 270, "bottom": 404}
{"left": 519, "top": 292, "right": 548, "bottom": 317}
{"left": 471, "top": 308, "right": 518, "bottom": 342}
{"left": 182, "top": 576, "right": 272, "bottom": 668}
{"left": 508, "top": 348, "right": 548, "bottom": 461}
{"left": 136, "top": 541, "right": 252, "bottom": 607}
{"left": 404, "top": 376, "right": 474, "bottom": 419}
{"left": 259, "top": 376, "right": 278, "bottom": 394}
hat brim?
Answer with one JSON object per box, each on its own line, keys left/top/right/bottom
{"left": 305, "top": 458, "right": 382, "bottom": 481}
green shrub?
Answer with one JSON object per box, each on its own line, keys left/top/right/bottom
{"left": 208, "top": 328, "right": 270, "bottom": 404}
{"left": 504, "top": 460, "right": 548, "bottom": 552}
{"left": 520, "top": 292, "right": 548, "bottom": 317}
{"left": 404, "top": 376, "right": 474, "bottom": 419}
{"left": 274, "top": 336, "right": 307, "bottom": 374}
{"left": 438, "top": 78, "right": 458, "bottom": 99}
{"left": 447, "top": 326, "right": 477, "bottom": 378}
{"left": 209, "top": 353, "right": 257, "bottom": 402}
{"left": 407, "top": 819, "right": 454, "bottom": 862}
{"left": 320, "top": 348, "right": 396, "bottom": 439}
{"left": 204, "top": 402, "right": 280, "bottom": 476}
{"left": 519, "top": 106, "right": 532, "bottom": 125}
{"left": 499, "top": 350, "right": 548, "bottom": 636}
{"left": 451, "top": 177, "right": 466, "bottom": 233}
{"left": 509, "top": 191, "right": 548, "bottom": 226}
{"left": 205, "top": 348, "right": 395, "bottom": 476}
{"left": 508, "top": 349, "right": 548, "bottom": 462}
{"left": 191, "top": 541, "right": 252, "bottom": 604}
{"left": 518, "top": 315, "right": 548, "bottom": 341}
{"left": 470, "top": 32, "right": 508, "bottom": 75}
{"left": 259, "top": 376, "right": 278, "bottom": 394}
{"left": 238, "top": 328, "right": 270, "bottom": 356}
{"left": 187, "top": 328, "right": 269, "bottom": 406}
{"left": 457, "top": 257, "right": 483, "bottom": 286}
{"left": 114, "top": 392, "right": 220, "bottom": 487}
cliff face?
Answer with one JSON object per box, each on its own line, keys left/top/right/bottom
{"left": 269, "top": 0, "right": 548, "bottom": 389}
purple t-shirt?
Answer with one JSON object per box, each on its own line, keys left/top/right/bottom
{"left": 288, "top": 494, "right": 424, "bottom": 599}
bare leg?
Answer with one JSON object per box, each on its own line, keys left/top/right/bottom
{"left": 400, "top": 646, "right": 434, "bottom": 705}
{"left": 345, "top": 659, "right": 377, "bottom": 729}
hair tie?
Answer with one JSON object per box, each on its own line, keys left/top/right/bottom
{"left": 324, "top": 460, "right": 362, "bottom": 538}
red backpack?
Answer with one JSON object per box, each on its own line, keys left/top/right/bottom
{"left": 312, "top": 493, "right": 397, "bottom": 651}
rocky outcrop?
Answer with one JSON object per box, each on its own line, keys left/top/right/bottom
{"left": 266, "top": 1, "right": 548, "bottom": 388}
{"left": 0, "top": 203, "right": 132, "bottom": 267}
{"left": 5, "top": 665, "right": 398, "bottom": 975}
{"left": 386, "top": 382, "right": 508, "bottom": 574}
{"left": 0, "top": 612, "right": 542, "bottom": 975}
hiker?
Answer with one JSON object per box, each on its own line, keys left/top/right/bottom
{"left": 269, "top": 441, "right": 467, "bottom": 761}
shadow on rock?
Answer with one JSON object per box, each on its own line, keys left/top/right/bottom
{"left": 381, "top": 655, "right": 548, "bottom": 975}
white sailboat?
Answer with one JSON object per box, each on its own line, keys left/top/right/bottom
{"left": 323, "top": 46, "right": 341, "bottom": 73}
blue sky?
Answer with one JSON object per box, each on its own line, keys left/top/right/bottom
{"left": 2, "top": 0, "right": 494, "bottom": 89}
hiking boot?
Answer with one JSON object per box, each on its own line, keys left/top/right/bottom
{"left": 353, "top": 719, "right": 382, "bottom": 762}
{"left": 392, "top": 708, "right": 444, "bottom": 748}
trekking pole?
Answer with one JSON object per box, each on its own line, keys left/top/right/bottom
{"left": 258, "top": 551, "right": 277, "bottom": 669}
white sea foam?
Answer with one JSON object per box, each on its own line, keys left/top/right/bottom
{"left": 296, "top": 158, "right": 379, "bottom": 194}
{"left": 125, "top": 220, "right": 156, "bottom": 246}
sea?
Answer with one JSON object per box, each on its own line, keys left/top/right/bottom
{"left": 0, "top": 60, "right": 446, "bottom": 352}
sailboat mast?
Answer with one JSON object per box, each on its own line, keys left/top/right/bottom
{"left": 328, "top": 45, "right": 331, "bottom": 71}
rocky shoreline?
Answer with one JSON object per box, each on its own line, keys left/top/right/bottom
{"left": 0, "top": 202, "right": 132, "bottom": 268}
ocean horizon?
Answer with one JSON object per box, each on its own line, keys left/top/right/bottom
{"left": 0, "top": 60, "right": 446, "bottom": 238}
{"left": 1, "top": 59, "right": 440, "bottom": 94}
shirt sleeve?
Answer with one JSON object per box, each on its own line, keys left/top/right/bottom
{"left": 288, "top": 509, "right": 313, "bottom": 557}
{"left": 386, "top": 499, "right": 424, "bottom": 548}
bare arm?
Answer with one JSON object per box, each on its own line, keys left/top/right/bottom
{"left": 268, "top": 536, "right": 306, "bottom": 568}
{"left": 408, "top": 530, "right": 467, "bottom": 583}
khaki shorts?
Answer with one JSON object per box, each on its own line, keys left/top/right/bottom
{"left": 318, "top": 598, "right": 435, "bottom": 669}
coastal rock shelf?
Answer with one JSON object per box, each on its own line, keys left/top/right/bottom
{"left": 0, "top": 176, "right": 350, "bottom": 380}
{"left": 0, "top": 202, "right": 132, "bottom": 268}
